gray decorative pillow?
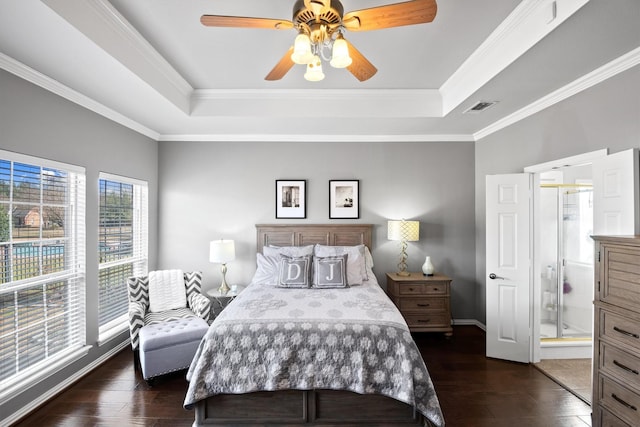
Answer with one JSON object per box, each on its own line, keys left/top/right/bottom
{"left": 314, "top": 244, "right": 365, "bottom": 285}
{"left": 278, "top": 255, "right": 312, "bottom": 288}
{"left": 312, "top": 254, "right": 348, "bottom": 288}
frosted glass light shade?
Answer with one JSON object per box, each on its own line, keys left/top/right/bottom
{"left": 387, "top": 220, "right": 420, "bottom": 242}
{"left": 291, "top": 33, "right": 314, "bottom": 64}
{"left": 304, "top": 55, "right": 325, "bottom": 81}
{"left": 209, "top": 240, "right": 235, "bottom": 264}
{"left": 330, "top": 36, "right": 352, "bottom": 68}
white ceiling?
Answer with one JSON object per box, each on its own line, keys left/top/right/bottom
{"left": 0, "top": 0, "right": 638, "bottom": 141}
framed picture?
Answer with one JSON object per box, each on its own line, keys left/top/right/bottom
{"left": 329, "top": 180, "right": 359, "bottom": 219}
{"left": 276, "top": 180, "right": 306, "bottom": 219}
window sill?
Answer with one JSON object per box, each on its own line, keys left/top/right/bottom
{"left": 0, "top": 345, "right": 91, "bottom": 405}
{"left": 98, "top": 323, "right": 129, "bottom": 347}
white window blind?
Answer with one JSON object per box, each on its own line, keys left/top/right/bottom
{"left": 0, "top": 150, "right": 86, "bottom": 400}
{"left": 98, "top": 173, "right": 148, "bottom": 340}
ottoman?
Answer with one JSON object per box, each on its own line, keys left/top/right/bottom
{"left": 138, "top": 316, "right": 209, "bottom": 382}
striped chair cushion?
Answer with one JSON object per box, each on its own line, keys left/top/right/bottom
{"left": 144, "top": 307, "right": 197, "bottom": 325}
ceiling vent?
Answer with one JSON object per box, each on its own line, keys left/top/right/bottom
{"left": 463, "top": 100, "right": 498, "bottom": 114}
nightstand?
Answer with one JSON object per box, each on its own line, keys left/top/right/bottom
{"left": 386, "top": 272, "right": 453, "bottom": 336}
{"left": 207, "top": 285, "right": 244, "bottom": 320}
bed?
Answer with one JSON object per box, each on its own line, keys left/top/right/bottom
{"left": 184, "top": 224, "right": 444, "bottom": 426}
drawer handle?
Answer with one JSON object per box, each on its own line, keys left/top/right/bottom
{"left": 408, "top": 287, "right": 415, "bottom": 292}
{"left": 611, "top": 393, "right": 638, "bottom": 411}
{"left": 418, "top": 319, "right": 431, "bottom": 323}
{"left": 613, "top": 360, "right": 640, "bottom": 375}
{"left": 417, "top": 303, "right": 430, "bottom": 307}
{"left": 613, "top": 326, "right": 640, "bottom": 339}
{"left": 433, "top": 287, "right": 439, "bottom": 291}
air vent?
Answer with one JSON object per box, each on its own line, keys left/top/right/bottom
{"left": 463, "top": 101, "right": 498, "bottom": 114}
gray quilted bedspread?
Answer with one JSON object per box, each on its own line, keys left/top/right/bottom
{"left": 184, "top": 281, "right": 444, "bottom": 427}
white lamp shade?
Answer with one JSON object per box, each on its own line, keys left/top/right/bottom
{"left": 209, "top": 240, "right": 235, "bottom": 264}
{"left": 291, "top": 33, "right": 314, "bottom": 65}
{"left": 304, "top": 55, "right": 325, "bottom": 82}
{"left": 330, "top": 36, "right": 352, "bottom": 68}
{"left": 387, "top": 220, "right": 420, "bottom": 242}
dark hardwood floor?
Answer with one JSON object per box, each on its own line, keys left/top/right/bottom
{"left": 14, "top": 326, "right": 592, "bottom": 426}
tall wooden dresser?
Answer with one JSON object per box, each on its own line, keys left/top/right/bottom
{"left": 593, "top": 236, "right": 640, "bottom": 427}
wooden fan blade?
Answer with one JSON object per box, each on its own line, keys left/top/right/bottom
{"left": 201, "top": 15, "right": 293, "bottom": 30}
{"left": 265, "top": 47, "right": 296, "bottom": 81}
{"left": 345, "top": 40, "right": 377, "bottom": 82}
{"left": 343, "top": 0, "right": 437, "bottom": 32}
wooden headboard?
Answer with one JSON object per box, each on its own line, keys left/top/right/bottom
{"left": 256, "top": 224, "right": 373, "bottom": 253}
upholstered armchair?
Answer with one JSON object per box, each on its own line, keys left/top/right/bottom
{"left": 126, "top": 270, "right": 211, "bottom": 354}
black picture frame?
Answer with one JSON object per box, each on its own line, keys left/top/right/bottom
{"left": 276, "top": 180, "right": 307, "bottom": 219}
{"left": 329, "top": 180, "right": 359, "bottom": 219}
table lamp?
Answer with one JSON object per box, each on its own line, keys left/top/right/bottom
{"left": 387, "top": 220, "right": 420, "bottom": 276}
{"left": 209, "top": 239, "right": 235, "bottom": 295}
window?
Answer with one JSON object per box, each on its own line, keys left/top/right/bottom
{"left": 0, "top": 151, "right": 86, "bottom": 400}
{"left": 98, "top": 173, "right": 147, "bottom": 341}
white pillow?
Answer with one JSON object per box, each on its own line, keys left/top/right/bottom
{"left": 364, "top": 246, "right": 375, "bottom": 281}
{"left": 148, "top": 269, "right": 186, "bottom": 313}
{"left": 251, "top": 253, "right": 280, "bottom": 286}
{"left": 314, "top": 244, "right": 366, "bottom": 285}
{"left": 264, "top": 245, "right": 314, "bottom": 258}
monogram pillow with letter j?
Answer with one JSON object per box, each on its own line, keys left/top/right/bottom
{"left": 278, "top": 255, "right": 312, "bottom": 288}
{"left": 312, "top": 254, "right": 348, "bottom": 288}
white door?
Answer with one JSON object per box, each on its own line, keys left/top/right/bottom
{"left": 486, "top": 174, "right": 532, "bottom": 363}
{"left": 592, "top": 148, "right": 639, "bottom": 235}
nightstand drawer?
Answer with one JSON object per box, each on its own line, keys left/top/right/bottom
{"left": 398, "top": 283, "right": 447, "bottom": 295}
{"left": 404, "top": 313, "right": 450, "bottom": 328}
{"left": 399, "top": 297, "right": 447, "bottom": 311}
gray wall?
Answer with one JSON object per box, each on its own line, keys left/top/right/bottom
{"left": 157, "top": 141, "right": 477, "bottom": 320}
{"left": 0, "top": 69, "right": 159, "bottom": 420}
{"left": 474, "top": 65, "right": 640, "bottom": 324}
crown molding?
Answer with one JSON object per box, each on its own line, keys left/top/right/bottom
{"left": 440, "top": 0, "right": 590, "bottom": 116}
{"left": 42, "top": 0, "right": 193, "bottom": 113}
{"left": 4, "top": 46, "right": 635, "bottom": 144}
{"left": 157, "top": 133, "right": 475, "bottom": 143}
{"left": 0, "top": 52, "right": 160, "bottom": 140}
{"left": 474, "top": 47, "right": 640, "bottom": 141}
{"left": 191, "top": 88, "right": 443, "bottom": 118}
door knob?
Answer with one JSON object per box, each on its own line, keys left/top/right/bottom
{"left": 489, "top": 273, "right": 505, "bottom": 280}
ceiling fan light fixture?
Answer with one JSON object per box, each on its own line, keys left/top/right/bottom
{"left": 304, "top": 0, "right": 330, "bottom": 16}
{"left": 304, "top": 55, "right": 325, "bottom": 81}
{"left": 291, "top": 32, "right": 314, "bottom": 64}
{"left": 329, "top": 34, "right": 352, "bottom": 68}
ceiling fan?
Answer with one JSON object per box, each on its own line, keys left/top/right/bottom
{"left": 200, "top": 0, "right": 437, "bottom": 82}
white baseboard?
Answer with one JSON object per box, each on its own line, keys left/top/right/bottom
{"left": 2, "top": 340, "right": 130, "bottom": 426}
{"left": 452, "top": 318, "right": 486, "bottom": 331}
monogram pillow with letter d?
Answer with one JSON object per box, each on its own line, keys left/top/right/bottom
{"left": 278, "top": 255, "right": 312, "bottom": 288}
{"left": 312, "top": 254, "right": 348, "bottom": 288}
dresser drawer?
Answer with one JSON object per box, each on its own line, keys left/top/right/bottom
{"left": 601, "top": 245, "right": 640, "bottom": 312}
{"left": 598, "top": 407, "right": 633, "bottom": 427}
{"left": 404, "top": 313, "right": 450, "bottom": 328}
{"left": 398, "top": 283, "right": 447, "bottom": 295}
{"left": 399, "top": 297, "right": 447, "bottom": 312}
{"left": 600, "top": 375, "right": 640, "bottom": 426}
{"left": 601, "top": 343, "right": 640, "bottom": 390}
{"left": 600, "top": 309, "right": 640, "bottom": 353}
